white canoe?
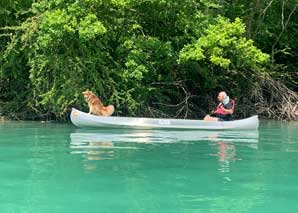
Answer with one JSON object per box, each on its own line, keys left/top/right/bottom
{"left": 70, "top": 108, "right": 259, "bottom": 130}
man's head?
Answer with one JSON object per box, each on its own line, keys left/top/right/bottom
{"left": 217, "top": 91, "right": 227, "bottom": 102}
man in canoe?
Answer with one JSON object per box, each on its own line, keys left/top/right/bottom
{"left": 204, "top": 91, "right": 235, "bottom": 121}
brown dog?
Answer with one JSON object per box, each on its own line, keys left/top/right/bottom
{"left": 82, "top": 90, "right": 114, "bottom": 116}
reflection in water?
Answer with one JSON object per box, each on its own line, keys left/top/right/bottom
{"left": 72, "top": 141, "right": 115, "bottom": 161}
{"left": 218, "top": 141, "right": 236, "bottom": 162}
{"left": 216, "top": 141, "right": 236, "bottom": 181}
{"left": 70, "top": 129, "right": 259, "bottom": 144}
{"left": 70, "top": 130, "right": 258, "bottom": 168}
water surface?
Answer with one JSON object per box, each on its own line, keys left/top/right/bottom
{"left": 0, "top": 121, "right": 297, "bottom": 212}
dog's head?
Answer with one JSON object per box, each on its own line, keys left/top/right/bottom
{"left": 82, "top": 90, "right": 94, "bottom": 100}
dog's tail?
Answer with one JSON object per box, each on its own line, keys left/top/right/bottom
{"left": 102, "top": 105, "right": 114, "bottom": 116}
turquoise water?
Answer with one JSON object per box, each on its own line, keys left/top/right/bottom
{"left": 0, "top": 121, "right": 298, "bottom": 213}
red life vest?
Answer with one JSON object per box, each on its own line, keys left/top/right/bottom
{"left": 214, "top": 99, "right": 235, "bottom": 115}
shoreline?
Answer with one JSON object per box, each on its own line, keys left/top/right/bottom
{"left": 1, "top": 115, "right": 297, "bottom": 122}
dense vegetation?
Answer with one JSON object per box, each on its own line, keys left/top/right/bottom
{"left": 1, "top": 0, "right": 298, "bottom": 120}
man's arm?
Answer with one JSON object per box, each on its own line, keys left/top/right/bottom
{"left": 212, "top": 103, "right": 223, "bottom": 114}
{"left": 222, "top": 108, "right": 233, "bottom": 114}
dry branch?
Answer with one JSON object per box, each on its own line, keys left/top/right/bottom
{"left": 254, "top": 76, "right": 298, "bottom": 120}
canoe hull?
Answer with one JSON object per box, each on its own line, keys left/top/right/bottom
{"left": 70, "top": 108, "right": 259, "bottom": 130}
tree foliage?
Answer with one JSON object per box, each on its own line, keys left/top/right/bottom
{"left": 0, "top": 0, "right": 297, "bottom": 120}
{"left": 179, "top": 17, "right": 269, "bottom": 69}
